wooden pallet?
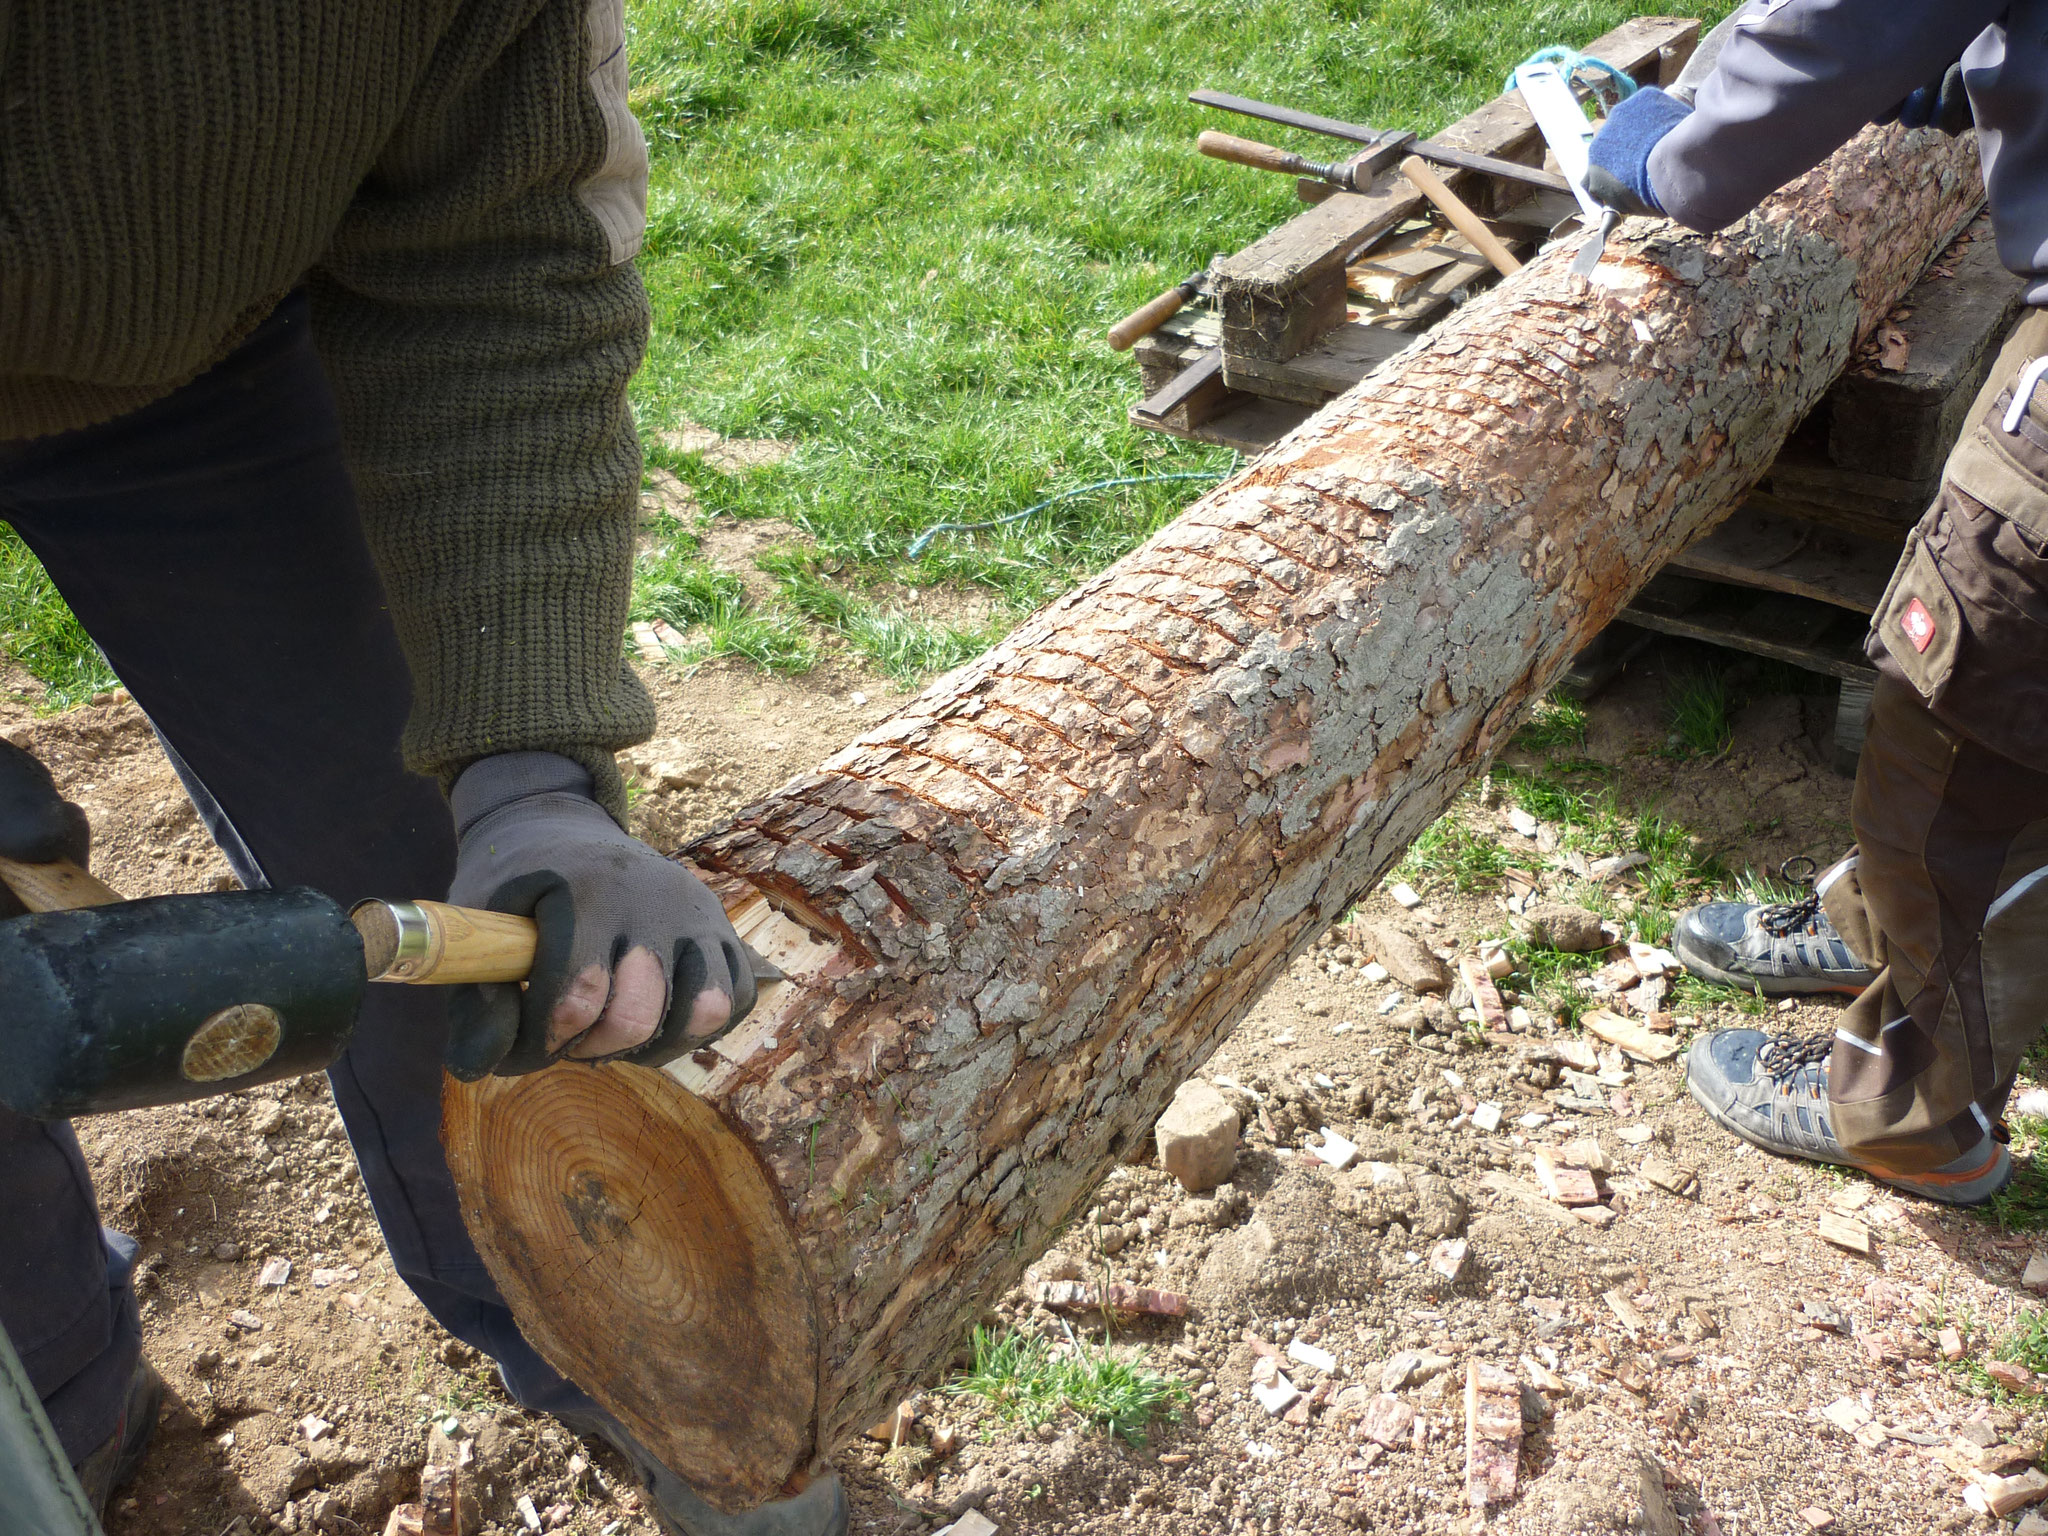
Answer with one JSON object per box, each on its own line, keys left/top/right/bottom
{"left": 1126, "top": 14, "right": 1702, "bottom": 450}
{"left": 1612, "top": 211, "right": 2022, "bottom": 772}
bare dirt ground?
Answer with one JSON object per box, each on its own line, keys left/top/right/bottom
{"left": 7, "top": 635, "right": 2046, "bottom": 1536}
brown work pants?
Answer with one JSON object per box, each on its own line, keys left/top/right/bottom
{"left": 1820, "top": 309, "right": 2048, "bottom": 1179}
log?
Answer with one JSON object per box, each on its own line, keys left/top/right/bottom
{"left": 442, "top": 124, "right": 1982, "bottom": 1515}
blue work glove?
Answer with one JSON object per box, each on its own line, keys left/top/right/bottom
{"left": 443, "top": 751, "right": 757, "bottom": 1079}
{"left": 1880, "top": 63, "right": 1972, "bottom": 136}
{"left": 0, "top": 739, "right": 90, "bottom": 920}
{"left": 1584, "top": 85, "right": 1693, "bottom": 218}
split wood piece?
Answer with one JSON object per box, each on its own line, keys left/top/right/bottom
{"left": 1464, "top": 1360, "right": 1522, "bottom": 1508}
{"left": 1582, "top": 1009, "right": 1681, "bottom": 1064}
{"left": 1401, "top": 159, "right": 1521, "bottom": 279}
{"left": 1819, "top": 1211, "right": 1874, "bottom": 1256}
{"left": 1604, "top": 1289, "right": 1647, "bottom": 1335}
{"left": 1031, "top": 1280, "right": 1190, "bottom": 1318}
{"left": 441, "top": 123, "right": 1983, "bottom": 1521}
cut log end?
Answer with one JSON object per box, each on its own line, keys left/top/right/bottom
{"left": 441, "top": 1065, "right": 818, "bottom": 1511}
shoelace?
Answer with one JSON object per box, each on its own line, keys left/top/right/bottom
{"left": 1755, "top": 1030, "right": 1832, "bottom": 1082}
{"left": 1758, "top": 892, "right": 1825, "bottom": 938}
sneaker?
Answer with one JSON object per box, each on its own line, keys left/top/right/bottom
{"left": 1684, "top": 1027, "right": 2012, "bottom": 1205}
{"left": 71, "top": 1360, "right": 163, "bottom": 1514}
{"left": 1671, "top": 889, "right": 1876, "bottom": 996}
{"left": 555, "top": 1407, "right": 846, "bottom": 1536}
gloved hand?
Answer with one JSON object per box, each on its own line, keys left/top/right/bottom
{"left": 0, "top": 739, "right": 90, "bottom": 920}
{"left": 1584, "top": 86, "right": 1693, "bottom": 218}
{"left": 1880, "top": 63, "right": 1972, "bottom": 136}
{"left": 444, "top": 751, "right": 757, "bottom": 1080}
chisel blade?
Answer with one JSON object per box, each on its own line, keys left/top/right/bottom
{"left": 742, "top": 940, "right": 788, "bottom": 984}
{"left": 1571, "top": 209, "right": 1620, "bottom": 278}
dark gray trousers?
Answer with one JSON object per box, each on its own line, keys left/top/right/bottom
{"left": 0, "top": 293, "right": 609, "bottom": 1462}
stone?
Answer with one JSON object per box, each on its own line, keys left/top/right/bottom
{"left": 2016, "top": 1512, "right": 2048, "bottom": 1536}
{"left": 1360, "top": 1393, "right": 1415, "bottom": 1450}
{"left": 1347, "top": 918, "right": 1453, "bottom": 995}
{"left": 248, "top": 1446, "right": 316, "bottom": 1511}
{"left": 257, "top": 1256, "right": 292, "bottom": 1287}
{"left": 1155, "top": 1081, "right": 1240, "bottom": 1193}
{"left": 1640, "top": 1157, "right": 1698, "bottom": 1198}
{"left": 1965, "top": 1468, "right": 2048, "bottom": 1518}
{"left": 2025, "top": 1255, "right": 2048, "bottom": 1293}
{"left": 1390, "top": 883, "right": 1424, "bottom": 909}
{"left": 1798, "top": 1509, "right": 1835, "bottom": 1531}
{"left": 1429, "top": 1239, "right": 1470, "bottom": 1283}
{"left": 1517, "top": 903, "right": 1609, "bottom": 953}
{"left": 1581, "top": 1009, "right": 1681, "bottom": 1063}
{"left": 1313, "top": 1130, "right": 1360, "bottom": 1171}
{"left": 1471, "top": 1103, "right": 1502, "bottom": 1133}
{"left": 1532, "top": 1150, "right": 1600, "bottom": 1207}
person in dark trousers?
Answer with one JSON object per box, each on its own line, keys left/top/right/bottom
{"left": 0, "top": 6, "right": 841, "bottom": 1534}
{"left": 1586, "top": 0, "right": 2047, "bottom": 1207}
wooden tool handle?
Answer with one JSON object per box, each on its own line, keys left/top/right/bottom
{"left": 0, "top": 855, "right": 125, "bottom": 913}
{"left": 1197, "top": 130, "right": 1306, "bottom": 178}
{"left": 1400, "top": 157, "right": 1523, "bottom": 279}
{"left": 350, "top": 899, "right": 539, "bottom": 985}
{"left": 1108, "top": 282, "right": 1196, "bottom": 352}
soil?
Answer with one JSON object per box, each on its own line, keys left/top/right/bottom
{"left": 7, "top": 636, "right": 2045, "bottom": 1536}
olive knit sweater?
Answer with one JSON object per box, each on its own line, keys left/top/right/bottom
{"left": 0, "top": 0, "right": 655, "bottom": 818}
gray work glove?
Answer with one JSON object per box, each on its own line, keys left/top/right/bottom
{"left": 444, "top": 751, "right": 756, "bottom": 1080}
{"left": 0, "top": 739, "right": 90, "bottom": 920}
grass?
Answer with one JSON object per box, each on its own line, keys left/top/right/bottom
{"left": 1662, "top": 667, "right": 1735, "bottom": 758}
{"left": 2, "top": 2, "right": 1738, "bottom": 696}
{"left": 945, "top": 1325, "right": 1188, "bottom": 1446}
{"left": 1973, "top": 1113, "right": 2048, "bottom": 1235}
{"left": 0, "top": 527, "right": 116, "bottom": 709}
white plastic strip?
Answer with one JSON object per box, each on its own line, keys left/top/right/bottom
{"left": 1834, "top": 1029, "right": 1882, "bottom": 1056}
{"left": 1513, "top": 64, "right": 1603, "bottom": 221}
{"left": 1814, "top": 854, "right": 1856, "bottom": 899}
{"left": 2005, "top": 356, "right": 2048, "bottom": 434}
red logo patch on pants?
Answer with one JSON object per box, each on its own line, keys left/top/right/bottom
{"left": 1900, "top": 597, "right": 1938, "bottom": 654}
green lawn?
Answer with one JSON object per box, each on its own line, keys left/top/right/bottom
{"left": 2, "top": 2, "right": 1724, "bottom": 704}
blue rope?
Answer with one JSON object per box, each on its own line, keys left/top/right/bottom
{"left": 1508, "top": 47, "right": 1638, "bottom": 111}
{"left": 905, "top": 468, "right": 1233, "bottom": 558}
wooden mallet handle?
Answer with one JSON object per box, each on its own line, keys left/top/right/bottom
{"left": 1400, "top": 157, "right": 1523, "bottom": 279}
{"left": 349, "top": 899, "right": 538, "bottom": 985}
{"left": 0, "top": 855, "right": 125, "bottom": 912}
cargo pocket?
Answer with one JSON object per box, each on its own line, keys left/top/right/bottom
{"left": 1870, "top": 530, "right": 1962, "bottom": 706}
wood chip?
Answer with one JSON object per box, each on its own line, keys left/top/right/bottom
{"left": 2025, "top": 1255, "right": 2048, "bottom": 1293}
{"left": 1604, "top": 1289, "right": 1647, "bottom": 1334}
{"left": 1829, "top": 1182, "right": 1874, "bottom": 1212}
{"left": 1390, "top": 883, "right": 1424, "bottom": 909}
{"left": 1533, "top": 1148, "right": 1602, "bottom": 1206}
{"left": 1822, "top": 1397, "right": 1872, "bottom": 1435}
{"left": 1640, "top": 1156, "right": 1698, "bottom": 1199}
{"left": 1458, "top": 958, "right": 1508, "bottom": 1030}
{"left": 1798, "top": 1508, "right": 1835, "bottom": 1531}
{"left": 938, "top": 1513, "right": 999, "bottom": 1536}
{"left": 1965, "top": 1468, "right": 2048, "bottom": 1518}
{"left": 1581, "top": 1008, "right": 1681, "bottom": 1063}
{"left": 1575, "top": 1204, "right": 1618, "bottom": 1228}
{"left": 1429, "top": 1238, "right": 1470, "bottom": 1282}
{"left": 1818, "top": 1211, "right": 1873, "bottom": 1255}
{"left": 1563, "top": 1137, "right": 1612, "bottom": 1176}
{"left": 1939, "top": 1326, "right": 1966, "bottom": 1361}
{"left": 1986, "top": 1359, "right": 2042, "bottom": 1394}
{"left": 1464, "top": 1360, "right": 1522, "bottom": 1508}
{"left": 1288, "top": 1337, "right": 1338, "bottom": 1375}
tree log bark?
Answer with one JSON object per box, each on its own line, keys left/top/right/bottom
{"left": 443, "top": 126, "right": 1982, "bottom": 1514}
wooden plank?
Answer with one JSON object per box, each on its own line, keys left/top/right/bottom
{"left": 1214, "top": 15, "right": 1699, "bottom": 362}
{"left": 1619, "top": 577, "right": 1879, "bottom": 682}
{"left": 1666, "top": 505, "right": 1903, "bottom": 613}
{"left": 1765, "top": 444, "right": 1937, "bottom": 527}
{"left": 1223, "top": 321, "right": 1416, "bottom": 399}
{"left": 1134, "top": 349, "right": 1234, "bottom": 431}
{"left": 1128, "top": 392, "right": 1313, "bottom": 455}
